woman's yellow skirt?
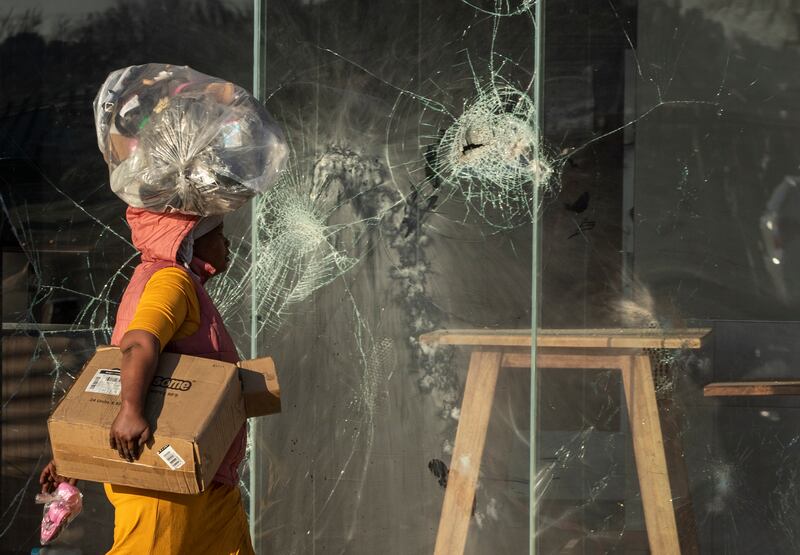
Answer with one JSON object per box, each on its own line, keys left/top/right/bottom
{"left": 103, "top": 482, "right": 255, "bottom": 555}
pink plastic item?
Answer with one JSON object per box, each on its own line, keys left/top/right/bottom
{"left": 35, "top": 482, "right": 83, "bottom": 544}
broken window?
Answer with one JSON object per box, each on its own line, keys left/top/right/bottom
{"left": 3, "top": 1, "right": 800, "bottom": 553}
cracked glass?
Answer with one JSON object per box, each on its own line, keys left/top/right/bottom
{"left": 3, "top": 1, "right": 800, "bottom": 554}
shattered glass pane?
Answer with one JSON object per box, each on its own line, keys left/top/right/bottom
{"left": 4, "top": 0, "right": 800, "bottom": 553}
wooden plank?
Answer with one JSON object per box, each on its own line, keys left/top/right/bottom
{"left": 536, "top": 352, "right": 630, "bottom": 371}
{"left": 658, "top": 398, "right": 700, "bottom": 554}
{"left": 421, "top": 329, "right": 531, "bottom": 347}
{"left": 502, "top": 351, "right": 532, "bottom": 368}
{"left": 434, "top": 350, "right": 503, "bottom": 555}
{"left": 704, "top": 381, "right": 800, "bottom": 397}
{"left": 621, "top": 354, "right": 681, "bottom": 555}
{"left": 504, "top": 349, "right": 644, "bottom": 368}
{"left": 539, "top": 329, "right": 709, "bottom": 349}
{"left": 420, "top": 328, "right": 711, "bottom": 349}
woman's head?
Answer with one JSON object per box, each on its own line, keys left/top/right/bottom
{"left": 193, "top": 221, "right": 230, "bottom": 273}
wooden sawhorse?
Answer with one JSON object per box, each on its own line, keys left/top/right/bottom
{"left": 420, "top": 328, "right": 711, "bottom": 555}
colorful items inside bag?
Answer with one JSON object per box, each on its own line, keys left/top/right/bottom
{"left": 94, "top": 63, "right": 288, "bottom": 216}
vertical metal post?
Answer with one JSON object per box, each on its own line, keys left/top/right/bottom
{"left": 531, "top": 1, "right": 545, "bottom": 554}
{"left": 250, "top": 0, "right": 267, "bottom": 549}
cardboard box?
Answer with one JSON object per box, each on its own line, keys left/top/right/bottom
{"left": 48, "top": 346, "right": 280, "bottom": 494}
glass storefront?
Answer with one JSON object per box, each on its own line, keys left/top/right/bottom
{"left": 3, "top": 1, "right": 800, "bottom": 553}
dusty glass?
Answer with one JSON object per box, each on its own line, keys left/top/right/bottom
{"left": 5, "top": 1, "right": 797, "bottom": 554}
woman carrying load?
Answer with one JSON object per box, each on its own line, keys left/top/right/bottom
{"left": 40, "top": 63, "right": 288, "bottom": 554}
{"left": 42, "top": 207, "right": 254, "bottom": 554}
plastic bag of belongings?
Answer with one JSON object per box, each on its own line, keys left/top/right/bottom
{"left": 94, "top": 63, "right": 288, "bottom": 216}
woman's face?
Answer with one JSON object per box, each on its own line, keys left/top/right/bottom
{"left": 193, "top": 224, "right": 230, "bottom": 273}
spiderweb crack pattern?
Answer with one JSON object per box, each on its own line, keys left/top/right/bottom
{"left": 429, "top": 79, "right": 554, "bottom": 227}
{"left": 208, "top": 148, "right": 373, "bottom": 336}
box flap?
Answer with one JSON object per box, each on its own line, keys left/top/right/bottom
{"left": 238, "top": 357, "right": 281, "bottom": 417}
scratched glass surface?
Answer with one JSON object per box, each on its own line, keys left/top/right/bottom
{"left": 3, "top": 1, "right": 800, "bottom": 554}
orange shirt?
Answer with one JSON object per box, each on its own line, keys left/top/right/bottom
{"left": 126, "top": 267, "right": 201, "bottom": 350}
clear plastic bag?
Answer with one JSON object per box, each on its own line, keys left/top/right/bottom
{"left": 94, "top": 63, "right": 289, "bottom": 216}
{"left": 35, "top": 482, "right": 83, "bottom": 545}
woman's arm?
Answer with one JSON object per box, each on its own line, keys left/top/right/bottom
{"left": 109, "top": 329, "right": 160, "bottom": 462}
{"left": 108, "top": 267, "right": 197, "bottom": 462}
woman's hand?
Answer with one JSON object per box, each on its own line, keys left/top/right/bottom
{"left": 111, "top": 330, "right": 159, "bottom": 462}
{"left": 109, "top": 404, "right": 151, "bottom": 462}
{"left": 39, "top": 460, "right": 77, "bottom": 494}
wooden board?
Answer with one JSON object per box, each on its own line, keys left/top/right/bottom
{"left": 704, "top": 380, "right": 800, "bottom": 397}
{"left": 659, "top": 398, "right": 700, "bottom": 554}
{"left": 433, "top": 350, "right": 502, "bottom": 555}
{"left": 420, "top": 328, "right": 711, "bottom": 349}
{"left": 621, "top": 354, "right": 681, "bottom": 555}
